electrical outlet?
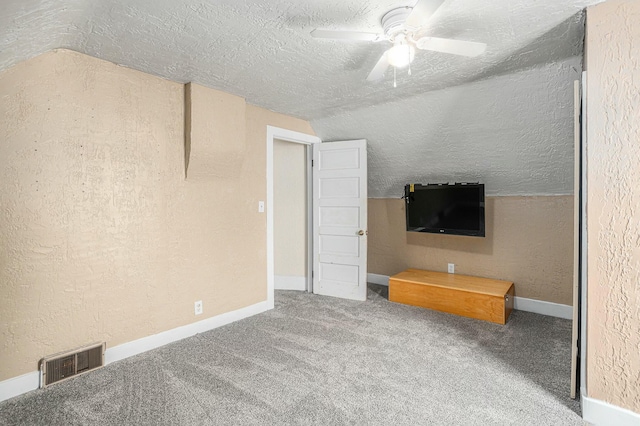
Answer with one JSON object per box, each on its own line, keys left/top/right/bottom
{"left": 194, "top": 300, "right": 203, "bottom": 315}
{"left": 258, "top": 201, "right": 265, "bottom": 213}
{"left": 448, "top": 263, "right": 455, "bottom": 274}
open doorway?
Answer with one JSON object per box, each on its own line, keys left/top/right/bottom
{"left": 273, "top": 139, "right": 310, "bottom": 291}
{"left": 266, "top": 126, "right": 320, "bottom": 309}
{"left": 266, "top": 127, "right": 369, "bottom": 306}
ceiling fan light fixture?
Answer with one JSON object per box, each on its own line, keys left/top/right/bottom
{"left": 387, "top": 42, "right": 415, "bottom": 69}
{"left": 311, "top": 0, "right": 487, "bottom": 83}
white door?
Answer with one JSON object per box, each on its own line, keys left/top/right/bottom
{"left": 312, "top": 140, "right": 368, "bottom": 301}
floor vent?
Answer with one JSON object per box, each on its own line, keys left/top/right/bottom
{"left": 40, "top": 342, "right": 105, "bottom": 387}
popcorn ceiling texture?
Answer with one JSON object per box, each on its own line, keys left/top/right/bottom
{"left": 312, "top": 56, "right": 582, "bottom": 198}
{"left": 0, "top": 49, "right": 314, "bottom": 381}
{"left": 0, "top": 0, "right": 86, "bottom": 69}
{"left": 0, "top": 0, "right": 603, "bottom": 196}
{"left": 585, "top": 0, "right": 640, "bottom": 415}
{"left": 0, "top": 0, "right": 598, "bottom": 120}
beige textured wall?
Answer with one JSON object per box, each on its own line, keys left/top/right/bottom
{"left": 586, "top": 0, "right": 640, "bottom": 414}
{"left": 186, "top": 82, "right": 247, "bottom": 180}
{"left": 369, "top": 196, "right": 574, "bottom": 304}
{"left": 0, "top": 49, "right": 314, "bottom": 381}
{"left": 274, "top": 139, "right": 307, "bottom": 277}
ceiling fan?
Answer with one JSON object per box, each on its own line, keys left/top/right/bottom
{"left": 311, "top": 0, "right": 486, "bottom": 85}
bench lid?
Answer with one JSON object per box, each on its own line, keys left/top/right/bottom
{"left": 390, "top": 269, "right": 513, "bottom": 296}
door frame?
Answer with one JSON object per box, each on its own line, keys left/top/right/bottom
{"left": 570, "top": 80, "right": 582, "bottom": 399}
{"left": 579, "top": 70, "right": 588, "bottom": 399}
{"left": 266, "top": 126, "right": 321, "bottom": 309}
{"left": 571, "top": 72, "right": 589, "bottom": 401}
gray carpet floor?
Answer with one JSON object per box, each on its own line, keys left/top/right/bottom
{"left": 0, "top": 284, "right": 584, "bottom": 425}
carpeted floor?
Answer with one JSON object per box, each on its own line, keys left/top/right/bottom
{"left": 0, "top": 284, "right": 583, "bottom": 425}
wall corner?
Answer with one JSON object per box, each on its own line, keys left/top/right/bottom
{"left": 184, "top": 82, "right": 192, "bottom": 179}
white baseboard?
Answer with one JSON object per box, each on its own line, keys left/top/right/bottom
{"left": 368, "top": 273, "right": 572, "bottom": 320}
{"left": 274, "top": 275, "right": 306, "bottom": 291}
{"left": 582, "top": 394, "right": 640, "bottom": 425}
{"left": 105, "top": 300, "right": 270, "bottom": 364}
{"left": 367, "top": 273, "right": 389, "bottom": 286}
{"left": 0, "top": 371, "right": 40, "bottom": 403}
{"left": 0, "top": 300, "right": 270, "bottom": 403}
{"left": 513, "top": 297, "right": 573, "bottom": 320}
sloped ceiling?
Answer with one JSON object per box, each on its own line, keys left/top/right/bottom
{"left": 1, "top": 0, "right": 605, "bottom": 195}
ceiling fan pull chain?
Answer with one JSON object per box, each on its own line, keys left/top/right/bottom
{"left": 393, "top": 66, "right": 397, "bottom": 88}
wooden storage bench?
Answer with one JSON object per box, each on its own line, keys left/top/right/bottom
{"left": 389, "top": 269, "right": 515, "bottom": 324}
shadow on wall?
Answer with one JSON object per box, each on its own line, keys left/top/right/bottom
{"left": 404, "top": 196, "right": 495, "bottom": 256}
{"left": 466, "top": 12, "right": 585, "bottom": 85}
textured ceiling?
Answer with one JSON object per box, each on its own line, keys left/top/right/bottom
{"left": 1, "top": 0, "right": 602, "bottom": 120}
{"left": 1, "top": 0, "right": 605, "bottom": 195}
{"left": 313, "top": 56, "right": 582, "bottom": 197}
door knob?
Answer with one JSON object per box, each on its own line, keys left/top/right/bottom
{"left": 358, "top": 230, "right": 365, "bottom": 236}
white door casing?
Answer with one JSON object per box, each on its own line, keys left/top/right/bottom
{"left": 266, "top": 126, "right": 320, "bottom": 309}
{"left": 571, "top": 79, "right": 580, "bottom": 399}
{"left": 313, "top": 140, "right": 368, "bottom": 301}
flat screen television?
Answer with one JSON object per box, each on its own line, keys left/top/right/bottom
{"left": 405, "top": 183, "right": 485, "bottom": 237}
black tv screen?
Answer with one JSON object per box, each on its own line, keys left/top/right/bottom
{"left": 405, "top": 183, "right": 485, "bottom": 237}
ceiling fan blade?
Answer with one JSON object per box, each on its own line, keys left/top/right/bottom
{"left": 405, "top": 0, "right": 446, "bottom": 29}
{"left": 366, "top": 52, "right": 390, "bottom": 82}
{"left": 415, "top": 37, "right": 486, "bottom": 57}
{"left": 311, "top": 29, "right": 381, "bottom": 42}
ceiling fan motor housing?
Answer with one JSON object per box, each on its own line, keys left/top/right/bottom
{"left": 381, "top": 7, "right": 413, "bottom": 39}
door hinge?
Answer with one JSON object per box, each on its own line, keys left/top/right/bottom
{"left": 311, "top": 159, "right": 314, "bottom": 167}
